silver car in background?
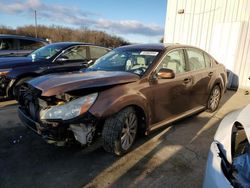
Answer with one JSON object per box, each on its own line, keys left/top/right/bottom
{"left": 203, "top": 104, "right": 250, "bottom": 188}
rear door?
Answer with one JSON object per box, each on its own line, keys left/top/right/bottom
{"left": 150, "top": 49, "right": 193, "bottom": 125}
{"left": 185, "top": 48, "right": 213, "bottom": 108}
{"left": 89, "top": 46, "right": 110, "bottom": 62}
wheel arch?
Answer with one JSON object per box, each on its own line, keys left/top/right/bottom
{"left": 90, "top": 93, "right": 150, "bottom": 132}
{"left": 124, "top": 104, "right": 147, "bottom": 134}
{"left": 7, "top": 73, "right": 39, "bottom": 97}
{"left": 209, "top": 76, "right": 225, "bottom": 94}
{"left": 15, "top": 72, "right": 39, "bottom": 81}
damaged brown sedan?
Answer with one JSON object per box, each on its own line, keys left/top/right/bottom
{"left": 18, "top": 44, "right": 227, "bottom": 155}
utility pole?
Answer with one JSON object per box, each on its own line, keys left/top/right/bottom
{"left": 34, "top": 10, "right": 37, "bottom": 38}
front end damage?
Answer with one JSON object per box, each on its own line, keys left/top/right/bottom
{"left": 203, "top": 105, "right": 250, "bottom": 188}
{"left": 18, "top": 84, "right": 99, "bottom": 146}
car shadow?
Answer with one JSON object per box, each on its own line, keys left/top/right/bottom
{"left": 0, "top": 90, "right": 237, "bottom": 188}
{"left": 85, "top": 90, "right": 238, "bottom": 187}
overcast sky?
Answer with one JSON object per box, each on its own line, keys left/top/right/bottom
{"left": 0, "top": 0, "right": 167, "bottom": 43}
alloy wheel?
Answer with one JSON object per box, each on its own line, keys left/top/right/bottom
{"left": 121, "top": 113, "right": 137, "bottom": 150}
{"left": 209, "top": 86, "right": 221, "bottom": 111}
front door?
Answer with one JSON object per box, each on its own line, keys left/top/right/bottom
{"left": 49, "top": 45, "right": 90, "bottom": 73}
{"left": 150, "top": 49, "right": 193, "bottom": 125}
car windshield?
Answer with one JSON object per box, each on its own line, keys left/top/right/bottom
{"left": 28, "top": 44, "right": 64, "bottom": 60}
{"left": 86, "top": 49, "right": 160, "bottom": 76}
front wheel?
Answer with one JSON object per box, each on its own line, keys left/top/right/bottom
{"left": 102, "top": 107, "right": 138, "bottom": 156}
{"left": 207, "top": 85, "right": 221, "bottom": 112}
{"left": 12, "top": 77, "right": 32, "bottom": 98}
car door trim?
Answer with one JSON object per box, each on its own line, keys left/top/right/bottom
{"left": 147, "top": 105, "right": 205, "bottom": 134}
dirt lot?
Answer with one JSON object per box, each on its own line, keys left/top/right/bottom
{"left": 0, "top": 90, "right": 250, "bottom": 188}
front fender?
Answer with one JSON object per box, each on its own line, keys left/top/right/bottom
{"left": 7, "top": 68, "right": 40, "bottom": 80}
{"left": 89, "top": 85, "right": 150, "bottom": 125}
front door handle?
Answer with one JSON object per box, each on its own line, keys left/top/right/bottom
{"left": 208, "top": 72, "right": 214, "bottom": 77}
{"left": 40, "top": 66, "right": 49, "bottom": 70}
{"left": 183, "top": 78, "right": 191, "bottom": 84}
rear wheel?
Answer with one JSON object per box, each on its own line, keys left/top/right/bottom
{"left": 102, "top": 107, "right": 138, "bottom": 156}
{"left": 207, "top": 85, "right": 221, "bottom": 112}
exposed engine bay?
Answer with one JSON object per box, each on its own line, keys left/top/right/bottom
{"left": 18, "top": 84, "right": 99, "bottom": 146}
{"left": 230, "top": 123, "right": 250, "bottom": 187}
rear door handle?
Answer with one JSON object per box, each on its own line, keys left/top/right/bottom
{"left": 208, "top": 72, "right": 214, "bottom": 77}
{"left": 183, "top": 78, "right": 191, "bottom": 84}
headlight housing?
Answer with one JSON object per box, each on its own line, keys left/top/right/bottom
{"left": 0, "top": 69, "right": 11, "bottom": 76}
{"left": 40, "top": 93, "right": 98, "bottom": 121}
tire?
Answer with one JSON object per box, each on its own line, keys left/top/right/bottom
{"left": 102, "top": 107, "right": 138, "bottom": 156}
{"left": 207, "top": 85, "right": 221, "bottom": 112}
{"left": 12, "top": 77, "right": 32, "bottom": 98}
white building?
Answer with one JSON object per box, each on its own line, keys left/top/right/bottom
{"left": 164, "top": 0, "right": 250, "bottom": 89}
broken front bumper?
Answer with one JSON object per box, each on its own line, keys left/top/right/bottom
{"left": 18, "top": 107, "right": 98, "bottom": 146}
{"left": 18, "top": 107, "right": 43, "bottom": 134}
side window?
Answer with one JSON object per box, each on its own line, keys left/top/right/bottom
{"left": 61, "top": 46, "right": 87, "bottom": 61}
{"left": 90, "top": 46, "right": 109, "bottom": 59}
{"left": 204, "top": 53, "right": 211, "bottom": 68}
{"left": 157, "top": 50, "right": 186, "bottom": 74}
{"left": 186, "top": 49, "right": 206, "bottom": 71}
{"left": 0, "top": 38, "right": 16, "bottom": 50}
{"left": 19, "top": 39, "right": 44, "bottom": 50}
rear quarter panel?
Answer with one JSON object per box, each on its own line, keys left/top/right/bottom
{"left": 209, "top": 62, "right": 227, "bottom": 94}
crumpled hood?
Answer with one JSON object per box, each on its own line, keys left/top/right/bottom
{"left": 214, "top": 104, "right": 250, "bottom": 163}
{"left": 28, "top": 71, "right": 140, "bottom": 96}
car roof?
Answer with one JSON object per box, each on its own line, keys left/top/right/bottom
{"left": 0, "top": 34, "right": 48, "bottom": 43}
{"left": 116, "top": 43, "right": 202, "bottom": 51}
{"left": 46, "top": 42, "right": 110, "bottom": 49}
{"left": 116, "top": 43, "right": 166, "bottom": 51}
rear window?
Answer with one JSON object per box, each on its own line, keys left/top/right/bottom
{"left": 186, "top": 49, "right": 206, "bottom": 71}
{"left": 204, "top": 53, "right": 211, "bottom": 68}
{"left": 0, "top": 38, "right": 17, "bottom": 50}
{"left": 19, "top": 39, "right": 44, "bottom": 50}
{"left": 90, "top": 46, "right": 109, "bottom": 59}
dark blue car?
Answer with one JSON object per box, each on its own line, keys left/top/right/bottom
{"left": 0, "top": 42, "right": 110, "bottom": 100}
{"left": 0, "top": 34, "right": 48, "bottom": 57}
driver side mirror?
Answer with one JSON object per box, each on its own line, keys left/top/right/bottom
{"left": 56, "top": 56, "right": 68, "bottom": 63}
{"left": 157, "top": 68, "right": 175, "bottom": 79}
